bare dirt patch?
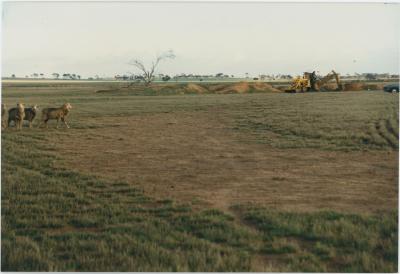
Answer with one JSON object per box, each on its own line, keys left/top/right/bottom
{"left": 53, "top": 111, "right": 398, "bottom": 214}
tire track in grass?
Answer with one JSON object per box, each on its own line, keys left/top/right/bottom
{"left": 375, "top": 119, "right": 398, "bottom": 149}
{"left": 385, "top": 116, "right": 399, "bottom": 141}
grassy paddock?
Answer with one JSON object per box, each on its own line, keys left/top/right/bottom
{"left": 2, "top": 83, "right": 398, "bottom": 151}
{"left": 1, "top": 131, "right": 397, "bottom": 271}
{"left": 1, "top": 83, "right": 398, "bottom": 271}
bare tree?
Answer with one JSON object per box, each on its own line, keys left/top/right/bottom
{"left": 128, "top": 50, "right": 175, "bottom": 85}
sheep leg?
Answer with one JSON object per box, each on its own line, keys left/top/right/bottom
{"left": 41, "top": 119, "right": 49, "bottom": 129}
{"left": 62, "top": 117, "right": 70, "bottom": 129}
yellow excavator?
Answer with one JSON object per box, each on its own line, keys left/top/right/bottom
{"left": 285, "top": 75, "right": 311, "bottom": 93}
{"left": 286, "top": 70, "right": 343, "bottom": 93}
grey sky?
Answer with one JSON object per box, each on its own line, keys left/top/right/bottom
{"left": 2, "top": 1, "right": 399, "bottom": 78}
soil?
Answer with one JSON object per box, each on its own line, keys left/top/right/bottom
{"left": 54, "top": 110, "right": 398, "bottom": 214}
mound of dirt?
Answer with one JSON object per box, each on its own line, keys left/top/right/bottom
{"left": 185, "top": 83, "right": 208, "bottom": 94}
{"left": 96, "top": 82, "right": 281, "bottom": 95}
{"left": 207, "top": 84, "right": 229, "bottom": 93}
{"left": 208, "top": 81, "right": 281, "bottom": 94}
{"left": 362, "top": 83, "right": 385, "bottom": 91}
{"left": 223, "top": 82, "right": 250, "bottom": 93}
{"left": 251, "top": 82, "right": 281, "bottom": 93}
{"left": 343, "top": 83, "right": 364, "bottom": 91}
{"left": 343, "top": 82, "right": 385, "bottom": 91}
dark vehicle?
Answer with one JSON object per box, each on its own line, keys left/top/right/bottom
{"left": 383, "top": 83, "right": 399, "bottom": 93}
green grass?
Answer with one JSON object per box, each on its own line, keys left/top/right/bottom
{"left": 231, "top": 92, "right": 399, "bottom": 150}
{"left": 234, "top": 206, "right": 398, "bottom": 272}
{"left": 1, "top": 132, "right": 252, "bottom": 271}
{"left": 2, "top": 83, "right": 398, "bottom": 271}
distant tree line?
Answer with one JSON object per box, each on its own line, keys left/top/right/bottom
{"left": 6, "top": 70, "right": 399, "bottom": 82}
{"left": 16, "top": 73, "right": 81, "bottom": 80}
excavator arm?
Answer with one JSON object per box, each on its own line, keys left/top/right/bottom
{"left": 314, "top": 70, "right": 342, "bottom": 91}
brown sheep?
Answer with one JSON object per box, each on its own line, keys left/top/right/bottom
{"left": 14, "top": 103, "right": 25, "bottom": 130}
{"left": 1, "top": 103, "right": 7, "bottom": 129}
{"left": 8, "top": 104, "right": 39, "bottom": 128}
{"left": 38, "top": 103, "right": 72, "bottom": 129}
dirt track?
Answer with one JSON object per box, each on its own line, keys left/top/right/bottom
{"left": 54, "top": 110, "right": 398, "bottom": 214}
